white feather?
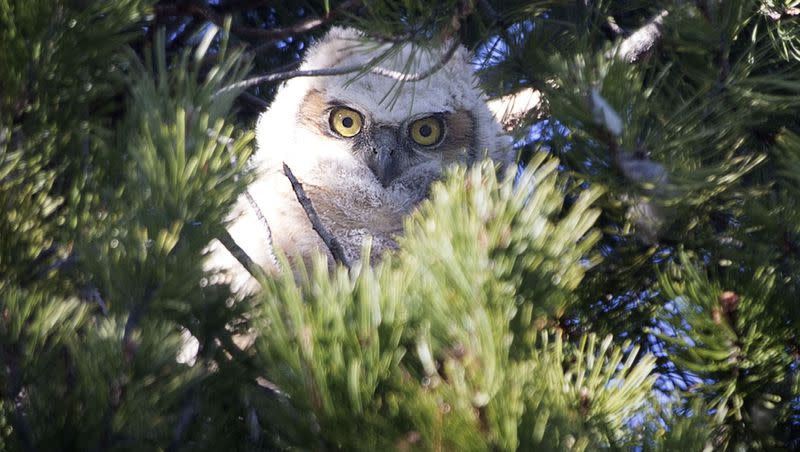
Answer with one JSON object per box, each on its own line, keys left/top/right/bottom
{"left": 205, "top": 27, "right": 512, "bottom": 293}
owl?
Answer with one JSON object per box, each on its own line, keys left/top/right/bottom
{"left": 207, "top": 27, "right": 511, "bottom": 294}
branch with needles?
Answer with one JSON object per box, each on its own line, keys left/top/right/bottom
{"left": 215, "top": 38, "right": 461, "bottom": 98}
{"left": 155, "top": 0, "right": 361, "bottom": 42}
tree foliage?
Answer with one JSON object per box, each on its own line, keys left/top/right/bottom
{"left": 1, "top": 0, "right": 799, "bottom": 450}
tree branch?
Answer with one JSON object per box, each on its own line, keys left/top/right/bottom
{"left": 217, "top": 229, "right": 267, "bottom": 279}
{"left": 243, "top": 189, "right": 280, "bottom": 270}
{"left": 216, "top": 38, "right": 460, "bottom": 97}
{"left": 604, "top": 15, "right": 626, "bottom": 39}
{"left": 368, "top": 39, "right": 460, "bottom": 82}
{"left": 217, "top": 63, "right": 365, "bottom": 96}
{"left": 616, "top": 10, "right": 669, "bottom": 63}
{"left": 486, "top": 10, "right": 669, "bottom": 130}
{"left": 154, "top": 0, "right": 361, "bottom": 42}
{"left": 282, "top": 163, "right": 351, "bottom": 269}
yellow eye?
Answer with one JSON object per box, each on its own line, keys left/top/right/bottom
{"left": 409, "top": 116, "right": 443, "bottom": 146}
{"left": 329, "top": 107, "right": 363, "bottom": 138}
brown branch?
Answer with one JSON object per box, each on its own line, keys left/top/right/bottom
{"left": 217, "top": 229, "right": 267, "bottom": 279}
{"left": 154, "top": 0, "right": 360, "bottom": 42}
{"left": 282, "top": 163, "right": 351, "bottom": 269}
{"left": 217, "top": 63, "right": 364, "bottom": 96}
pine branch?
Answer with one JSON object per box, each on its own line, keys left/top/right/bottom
{"left": 154, "top": 0, "right": 361, "bottom": 42}
{"left": 485, "top": 10, "right": 669, "bottom": 131}
{"left": 216, "top": 38, "right": 460, "bottom": 97}
{"left": 282, "top": 163, "right": 351, "bottom": 269}
{"left": 217, "top": 64, "right": 364, "bottom": 96}
{"left": 369, "top": 39, "right": 460, "bottom": 81}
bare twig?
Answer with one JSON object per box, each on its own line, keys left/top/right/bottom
{"left": 217, "top": 229, "right": 266, "bottom": 279}
{"left": 216, "top": 330, "right": 254, "bottom": 364}
{"left": 282, "top": 163, "right": 351, "bottom": 269}
{"left": 217, "top": 63, "right": 365, "bottom": 96}
{"left": 246, "top": 405, "right": 260, "bottom": 443}
{"left": 763, "top": 6, "right": 800, "bottom": 20}
{"left": 10, "top": 394, "right": 35, "bottom": 451}
{"left": 244, "top": 190, "right": 280, "bottom": 270}
{"left": 81, "top": 286, "right": 109, "bottom": 316}
{"left": 477, "top": 0, "right": 500, "bottom": 24}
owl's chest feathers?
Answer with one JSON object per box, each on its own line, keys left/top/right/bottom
{"left": 253, "top": 168, "right": 403, "bottom": 264}
{"left": 255, "top": 153, "right": 445, "bottom": 265}
{"left": 303, "top": 183, "right": 405, "bottom": 239}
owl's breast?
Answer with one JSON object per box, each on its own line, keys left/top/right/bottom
{"left": 306, "top": 184, "right": 405, "bottom": 262}
{"left": 310, "top": 157, "right": 452, "bottom": 262}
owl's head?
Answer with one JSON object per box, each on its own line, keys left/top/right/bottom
{"left": 256, "top": 27, "right": 510, "bottom": 203}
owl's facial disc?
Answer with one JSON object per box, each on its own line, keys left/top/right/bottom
{"left": 301, "top": 91, "right": 476, "bottom": 187}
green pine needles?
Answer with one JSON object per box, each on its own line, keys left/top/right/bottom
{"left": 251, "top": 157, "right": 649, "bottom": 450}
{"left": 2, "top": 0, "right": 800, "bottom": 450}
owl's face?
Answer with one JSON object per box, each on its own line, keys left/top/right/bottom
{"left": 245, "top": 27, "right": 511, "bottom": 267}
{"left": 255, "top": 27, "right": 509, "bottom": 213}
{"left": 295, "top": 88, "right": 476, "bottom": 187}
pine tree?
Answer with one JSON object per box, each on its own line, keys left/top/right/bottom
{"left": 1, "top": 0, "right": 799, "bottom": 450}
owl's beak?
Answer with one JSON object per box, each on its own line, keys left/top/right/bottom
{"left": 373, "top": 149, "right": 396, "bottom": 187}
{"left": 368, "top": 128, "right": 399, "bottom": 187}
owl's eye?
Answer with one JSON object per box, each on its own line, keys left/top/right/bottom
{"left": 409, "top": 116, "right": 443, "bottom": 146}
{"left": 330, "top": 107, "right": 363, "bottom": 138}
